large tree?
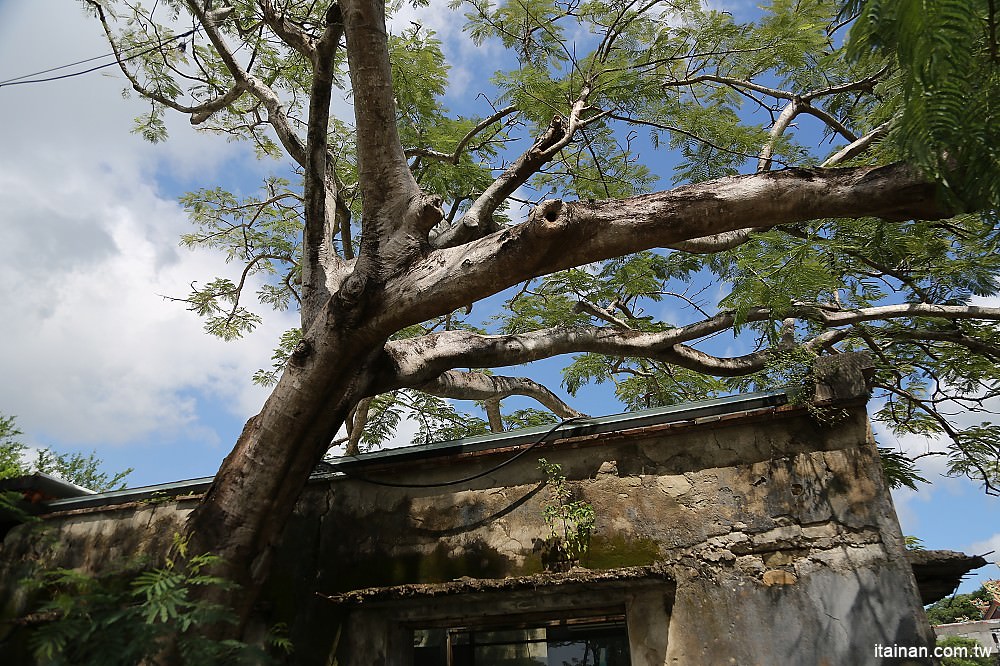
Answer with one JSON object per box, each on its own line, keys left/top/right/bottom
{"left": 82, "top": 0, "right": 999, "bottom": 632}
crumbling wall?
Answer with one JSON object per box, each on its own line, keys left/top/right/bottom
{"left": 285, "top": 405, "right": 934, "bottom": 665}
{"left": 0, "top": 382, "right": 936, "bottom": 664}
{"left": 0, "top": 501, "right": 191, "bottom": 662}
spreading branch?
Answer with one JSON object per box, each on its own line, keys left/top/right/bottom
{"left": 186, "top": 0, "right": 309, "bottom": 166}
{"left": 416, "top": 370, "right": 587, "bottom": 419}
{"left": 381, "top": 303, "right": 1000, "bottom": 389}
{"left": 405, "top": 105, "right": 518, "bottom": 164}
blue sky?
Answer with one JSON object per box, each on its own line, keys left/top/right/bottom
{"left": 0, "top": 0, "right": 995, "bottom": 593}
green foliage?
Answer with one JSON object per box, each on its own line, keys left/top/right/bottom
{"left": 945, "top": 424, "right": 1000, "bottom": 491}
{"left": 179, "top": 177, "right": 302, "bottom": 341}
{"left": 0, "top": 413, "right": 130, "bottom": 492}
{"left": 925, "top": 585, "right": 993, "bottom": 625}
{"left": 252, "top": 328, "right": 303, "bottom": 387}
{"left": 879, "top": 449, "right": 928, "bottom": 491}
{"left": 27, "top": 534, "right": 288, "bottom": 665}
{"left": 337, "top": 390, "right": 490, "bottom": 453}
{"left": 502, "top": 408, "right": 558, "bottom": 430}
{"left": 936, "top": 636, "right": 993, "bottom": 666}
{"left": 537, "top": 458, "right": 595, "bottom": 567}
{"left": 846, "top": 0, "right": 1000, "bottom": 208}
{"left": 403, "top": 390, "right": 491, "bottom": 444}
{"left": 715, "top": 232, "right": 841, "bottom": 332}
{"left": 0, "top": 413, "right": 26, "bottom": 480}
{"left": 0, "top": 414, "right": 31, "bottom": 521}
{"left": 34, "top": 449, "right": 131, "bottom": 494}
{"left": 732, "top": 347, "right": 819, "bottom": 397}
{"left": 562, "top": 352, "right": 726, "bottom": 410}
{"left": 903, "top": 535, "right": 924, "bottom": 550}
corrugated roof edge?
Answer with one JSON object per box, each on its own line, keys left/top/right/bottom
{"left": 42, "top": 389, "right": 790, "bottom": 513}
{"left": 0, "top": 471, "right": 98, "bottom": 498}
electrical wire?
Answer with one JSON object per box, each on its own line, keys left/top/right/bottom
{"left": 329, "top": 416, "right": 587, "bottom": 489}
{"left": 0, "top": 27, "right": 198, "bottom": 89}
{"left": 0, "top": 52, "right": 120, "bottom": 85}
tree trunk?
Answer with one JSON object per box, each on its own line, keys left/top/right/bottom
{"left": 183, "top": 307, "right": 384, "bottom": 627}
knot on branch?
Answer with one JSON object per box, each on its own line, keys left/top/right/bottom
{"left": 289, "top": 338, "right": 313, "bottom": 366}
{"left": 336, "top": 271, "right": 368, "bottom": 311}
{"left": 529, "top": 199, "right": 565, "bottom": 228}
{"left": 533, "top": 115, "right": 566, "bottom": 154}
{"left": 409, "top": 193, "right": 445, "bottom": 234}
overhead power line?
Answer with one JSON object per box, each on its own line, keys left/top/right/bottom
{"left": 0, "top": 28, "right": 198, "bottom": 89}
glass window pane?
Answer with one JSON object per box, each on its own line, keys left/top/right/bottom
{"left": 413, "top": 628, "right": 448, "bottom": 666}
{"left": 413, "top": 618, "right": 630, "bottom": 666}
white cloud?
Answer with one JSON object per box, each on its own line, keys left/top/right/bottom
{"left": 879, "top": 425, "right": 968, "bottom": 535}
{"left": 0, "top": 137, "right": 295, "bottom": 445}
{"left": 0, "top": 1, "right": 295, "bottom": 470}
{"left": 968, "top": 533, "right": 1000, "bottom": 562}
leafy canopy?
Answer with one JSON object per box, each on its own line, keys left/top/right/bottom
{"left": 87, "top": 0, "right": 1000, "bottom": 492}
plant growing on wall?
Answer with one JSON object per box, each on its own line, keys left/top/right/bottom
{"left": 538, "top": 458, "right": 595, "bottom": 571}
{"left": 935, "top": 636, "right": 993, "bottom": 666}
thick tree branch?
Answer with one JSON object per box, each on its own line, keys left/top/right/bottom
{"left": 822, "top": 121, "right": 892, "bottom": 167}
{"left": 301, "top": 3, "right": 345, "bottom": 327}
{"left": 387, "top": 164, "right": 952, "bottom": 328}
{"left": 429, "top": 115, "right": 569, "bottom": 248}
{"left": 661, "top": 71, "right": 877, "bottom": 171}
{"left": 340, "top": 0, "right": 418, "bottom": 215}
{"left": 762, "top": 105, "right": 854, "bottom": 169}
{"left": 336, "top": 0, "right": 447, "bottom": 312}
{"left": 573, "top": 299, "right": 631, "bottom": 328}
{"left": 798, "top": 102, "right": 858, "bottom": 143}
{"left": 431, "top": 90, "right": 598, "bottom": 249}
{"left": 758, "top": 100, "right": 799, "bottom": 172}
{"left": 382, "top": 325, "right": 773, "bottom": 387}
{"left": 666, "top": 229, "right": 757, "bottom": 253}
{"left": 258, "top": 1, "right": 319, "bottom": 62}
{"left": 380, "top": 302, "right": 1000, "bottom": 389}
{"left": 345, "top": 397, "right": 372, "bottom": 456}
{"left": 484, "top": 399, "right": 504, "bottom": 432}
{"left": 189, "top": 85, "right": 248, "bottom": 125}
{"left": 812, "top": 303, "right": 1000, "bottom": 327}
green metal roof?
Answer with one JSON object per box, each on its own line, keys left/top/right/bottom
{"left": 41, "top": 389, "right": 789, "bottom": 512}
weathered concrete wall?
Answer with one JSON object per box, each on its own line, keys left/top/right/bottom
{"left": 300, "top": 406, "right": 935, "bottom": 665}
{"left": 0, "top": 399, "right": 936, "bottom": 665}
{"left": 934, "top": 619, "right": 1000, "bottom": 655}
{"left": 0, "top": 501, "right": 191, "bottom": 663}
